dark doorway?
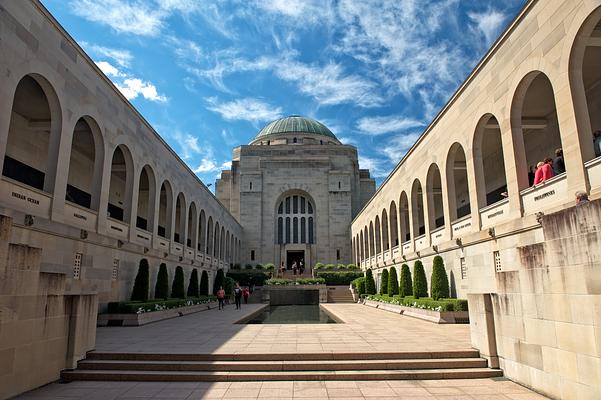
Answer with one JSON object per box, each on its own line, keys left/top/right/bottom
{"left": 286, "top": 250, "right": 304, "bottom": 270}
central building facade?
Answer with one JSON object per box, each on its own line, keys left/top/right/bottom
{"left": 216, "top": 116, "right": 375, "bottom": 269}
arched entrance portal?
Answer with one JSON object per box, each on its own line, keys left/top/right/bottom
{"left": 275, "top": 191, "right": 315, "bottom": 274}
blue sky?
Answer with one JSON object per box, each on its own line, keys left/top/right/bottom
{"left": 41, "top": 0, "right": 526, "bottom": 188}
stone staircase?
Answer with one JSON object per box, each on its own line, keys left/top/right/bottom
{"left": 62, "top": 350, "right": 502, "bottom": 382}
{"left": 327, "top": 286, "right": 355, "bottom": 303}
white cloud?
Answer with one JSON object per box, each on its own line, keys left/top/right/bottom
{"left": 194, "top": 157, "right": 219, "bottom": 173}
{"left": 115, "top": 78, "right": 167, "bottom": 102}
{"left": 357, "top": 115, "right": 425, "bottom": 136}
{"left": 95, "top": 61, "right": 124, "bottom": 77}
{"left": 170, "top": 131, "right": 201, "bottom": 160}
{"left": 358, "top": 156, "right": 390, "bottom": 178}
{"left": 382, "top": 132, "right": 422, "bottom": 164}
{"left": 468, "top": 9, "right": 507, "bottom": 45}
{"left": 206, "top": 97, "right": 283, "bottom": 123}
{"left": 83, "top": 43, "right": 133, "bottom": 67}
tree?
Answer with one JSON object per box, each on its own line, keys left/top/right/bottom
{"left": 399, "top": 264, "right": 413, "bottom": 298}
{"left": 187, "top": 268, "right": 199, "bottom": 298}
{"left": 171, "top": 266, "right": 185, "bottom": 299}
{"left": 154, "top": 263, "right": 169, "bottom": 300}
{"left": 387, "top": 266, "right": 399, "bottom": 296}
{"left": 413, "top": 260, "right": 428, "bottom": 299}
{"left": 430, "top": 256, "right": 450, "bottom": 300}
{"left": 200, "top": 270, "right": 209, "bottom": 296}
{"left": 365, "top": 268, "right": 376, "bottom": 295}
{"left": 131, "top": 259, "right": 150, "bottom": 302}
{"left": 213, "top": 268, "right": 225, "bottom": 296}
{"left": 380, "top": 269, "right": 389, "bottom": 295}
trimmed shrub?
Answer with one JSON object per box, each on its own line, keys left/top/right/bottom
{"left": 213, "top": 269, "right": 225, "bottom": 295}
{"left": 255, "top": 263, "right": 264, "bottom": 270}
{"left": 315, "top": 271, "right": 363, "bottom": 285}
{"left": 399, "top": 264, "right": 412, "bottom": 298}
{"left": 154, "top": 263, "right": 169, "bottom": 300}
{"left": 226, "top": 270, "right": 269, "bottom": 287}
{"left": 131, "top": 259, "right": 150, "bottom": 302}
{"left": 337, "top": 263, "right": 347, "bottom": 269}
{"left": 224, "top": 277, "right": 235, "bottom": 297}
{"left": 363, "top": 294, "right": 468, "bottom": 313}
{"left": 351, "top": 277, "right": 366, "bottom": 295}
{"left": 365, "top": 269, "right": 376, "bottom": 295}
{"left": 346, "top": 264, "right": 359, "bottom": 270}
{"left": 265, "top": 278, "right": 325, "bottom": 286}
{"left": 314, "top": 262, "right": 325, "bottom": 270}
{"left": 171, "top": 266, "right": 185, "bottom": 299}
{"left": 187, "top": 268, "right": 199, "bottom": 298}
{"left": 380, "top": 269, "right": 389, "bottom": 295}
{"left": 413, "top": 260, "right": 428, "bottom": 299}
{"left": 325, "top": 264, "right": 336, "bottom": 270}
{"left": 388, "top": 266, "right": 399, "bottom": 296}
{"left": 430, "top": 256, "right": 450, "bottom": 300}
{"left": 108, "top": 295, "right": 218, "bottom": 314}
{"left": 262, "top": 263, "right": 275, "bottom": 271}
{"left": 199, "top": 270, "right": 209, "bottom": 296}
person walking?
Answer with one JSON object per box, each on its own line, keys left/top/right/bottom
{"left": 233, "top": 282, "right": 242, "bottom": 310}
{"left": 217, "top": 286, "right": 225, "bottom": 310}
{"left": 292, "top": 261, "right": 297, "bottom": 275}
{"left": 243, "top": 287, "right": 249, "bottom": 304}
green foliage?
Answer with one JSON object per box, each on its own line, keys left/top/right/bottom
{"left": 108, "top": 296, "right": 217, "bottom": 314}
{"left": 430, "top": 256, "right": 450, "bottom": 300}
{"left": 337, "top": 263, "right": 347, "bottom": 269}
{"left": 325, "top": 263, "right": 336, "bottom": 270}
{"left": 154, "top": 263, "right": 169, "bottom": 300}
{"left": 346, "top": 264, "right": 359, "bottom": 270}
{"left": 187, "top": 268, "right": 199, "bottom": 298}
{"left": 315, "top": 271, "right": 364, "bottom": 285}
{"left": 380, "top": 269, "right": 389, "bottom": 295}
{"left": 314, "top": 262, "right": 325, "bottom": 270}
{"left": 224, "top": 277, "right": 235, "bottom": 297}
{"left": 399, "top": 264, "right": 412, "bottom": 298}
{"left": 413, "top": 260, "right": 428, "bottom": 299}
{"left": 364, "top": 294, "right": 468, "bottom": 312}
{"left": 365, "top": 269, "right": 376, "bottom": 295}
{"left": 262, "top": 263, "right": 275, "bottom": 270}
{"left": 387, "top": 267, "right": 399, "bottom": 296}
{"left": 171, "top": 266, "right": 185, "bottom": 299}
{"left": 354, "top": 277, "right": 366, "bottom": 295}
{"left": 212, "top": 269, "right": 225, "bottom": 295}
{"left": 265, "top": 278, "right": 325, "bottom": 285}
{"left": 226, "top": 270, "right": 269, "bottom": 286}
{"left": 255, "top": 263, "right": 264, "bottom": 270}
{"left": 131, "top": 259, "right": 150, "bottom": 302}
{"left": 199, "top": 270, "right": 209, "bottom": 296}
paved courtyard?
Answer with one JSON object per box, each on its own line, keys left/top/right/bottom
{"left": 16, "top": 304, "right": 549, "bottom": 399}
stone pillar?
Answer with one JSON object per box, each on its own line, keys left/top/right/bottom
{"left": 65, "top": 294, "right": 98, "bottom": 368}
{"left": 465, "top": 154, "right": 482, "bottom": 232}
{"left": 499, "top": 117, "right": 525, "bottom": 219}
{"left": 467, "top": 293, "right": 499, "bottom": 368}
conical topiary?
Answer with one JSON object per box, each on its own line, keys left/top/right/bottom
{"left": 365, "top": 268, "right": 376, "bottom": 295}
{"left": 154, "top": 263, "right": 169, "bottom": 300}
{"left": 213, "top": 268, "right": 225, "bottom": 295}
{"left": 380, "top": 269, "right": 389, "bottom": 295}
{"left": 131, "top": 259, "right": 150, "bottom": 301}
{"left": 387, "top": 266, "right": 399, "bottom": 296}
{"left": 430, "top": 256, "right": 450, "bottom": 300}
{"left": 399, "top": 263, "right": 412, "bottom": 298}
{"left": 200, "top": 270, "right": 209, "bottom": 296}
{"left": 171, "top": 266, "right": 185, "bottom": 299}
{"left": 413, "top": 260, "right": 428, "bottom": 299}
{"left": 187, "top": 268, "right": 199, "bottom": 298}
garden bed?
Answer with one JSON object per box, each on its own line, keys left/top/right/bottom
{"left": 98, "top": 297, "right": 218, "bottom": 326}
{"left": 362, "top": 295, "right": 469, "bottom": 324}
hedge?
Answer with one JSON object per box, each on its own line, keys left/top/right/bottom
{"left": 226, "top": 270, "right": 269, "bottom": 286}
{"left": 265, "top": 278, "right": 325, "bottom": 286}
{"left": 399, "top": 264, "right": 412, "bottom": 298}
{"left": 108, "top": 296, "right": 217, "bottom": 314}
{"left": 315, "top": 271, "right": 364, "bottom": 285}
{"left": 131, "top": 259, "right": 150, "bottom": 302}
{"left": 224, "top": 277, "right": 235, "bottom": 297}
{"left": 199, "top": 270, "right": 209, "bottom": 296}
{"left": 213, "top": 269, "right": 225, "bottom": 295}
{"left": 387, "top": 266, "right": 399, "bottom": 296}
{"left": 171, "top": 266, "right": 185, "bottom": 299}
{"left": 187, "top": 268, "right": 199, "bottom": 298}
{"left": 431, "top": 256, "right": 450, "bottom": 300}
{"left": 365, "top": 269, "right": 376, "bottom": 295}
{"left": 413, "top": 260, "right": 428, "bottom": 299}
{"left": 364, "top": 294, "right": 468, "bottom": 312}
{"left": 380, "top": 269, "right": 389, "bottom": 295}
{"left": 346, "top": 264, "right": 359, "bottom": 270}
{"left": 154, "top": 263, "right": 169, "bottom": 300}
{"left": 352, "top": 277, "right": 366, "bottom": 295}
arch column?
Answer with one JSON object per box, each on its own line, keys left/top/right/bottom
{"left": 406, "top": 194, "right": 416, "bottom": 254}
{"left": 499, "top": 118, "right": 525, "bottom": 218}
{"left": 0, "top": 76, "right": 18, "bottom": 167}
{"left": 440, "top": 163, "right": 453, "bottom": 240}
{"left": 420, "top": 179, "right": 433, "bottom": 248}
{"left": 151, "top": 178, "right": 161, "bottom": 246}
{"left": 465, "top": 154, "right": 481, "bottom": 231}
{"left": 96, "top": 144, "right": 114, "bottom": 235}
{"left": 50, "top": 115, "right": 77, "bottom": 223}
{"left": 128, "top": 163, "right": 141, "bottom": 242}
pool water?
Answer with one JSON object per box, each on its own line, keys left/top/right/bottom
{"left": 243, "top": 305, "right": 338, "bottom": 324}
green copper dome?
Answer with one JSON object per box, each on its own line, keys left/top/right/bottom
{"left": 255, "top": 115, "right": 337, "bottom": 140}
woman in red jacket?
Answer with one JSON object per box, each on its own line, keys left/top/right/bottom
{"left": 533, "top": 159, "right": 555, "bottom": 185}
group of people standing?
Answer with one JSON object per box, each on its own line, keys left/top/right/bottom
{"left": 216, "top": 282, "right": 250, "bottom": 310}
{"left": 529, "top": 148, "right": 565, "bottom": 186}
{"left": 278, "top": 260, "right": 304, "bottom": 276}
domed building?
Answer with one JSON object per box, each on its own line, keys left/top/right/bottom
{"left": 216, "top": 116, "right": 375, "bottom": 270}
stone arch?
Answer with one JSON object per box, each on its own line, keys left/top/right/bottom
{"left": 473, "top": 114, "right": 508, "bottom": 208}
{"left": 446, "top": 143, "right": 471, "bottom": 221}
{"left": 198, "top": 209, "right": 206, "bottom": 252}
{"left": 275, "top": 190, "right": 316, "bottom": 244}
{"left": 135, "top": 164, "right": 156, "bottom": 231}
{"left": 426, "top": 163, "right": 445, "bottom": 229}
{"left": 381, "top": 209, "right": 389, "bottom": 251}
{"left": 374, "top": 215, "right": 381, "bottom": 254}
{"left": 174, "top": 192, "right": 186, "bottom": 244}
{"left": 389, "top": 201, "right": 398, "bottom": 247}
{"left": 206, "top": 216, "right": 214, "bottom": 255}
{"left": 107, "top": 144, "right": 134, "bottom": 222}
{"left": 187, "top": 202, "right": 197, "bottom": 249}
{"left": 411, "top": 179, "right": 426, "bottom": 236}
{"left": 399, "top": 191, "right": 410, "bottom": 243}
{"left": 157, "top": 180, "right": 173, "bottom": 238}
